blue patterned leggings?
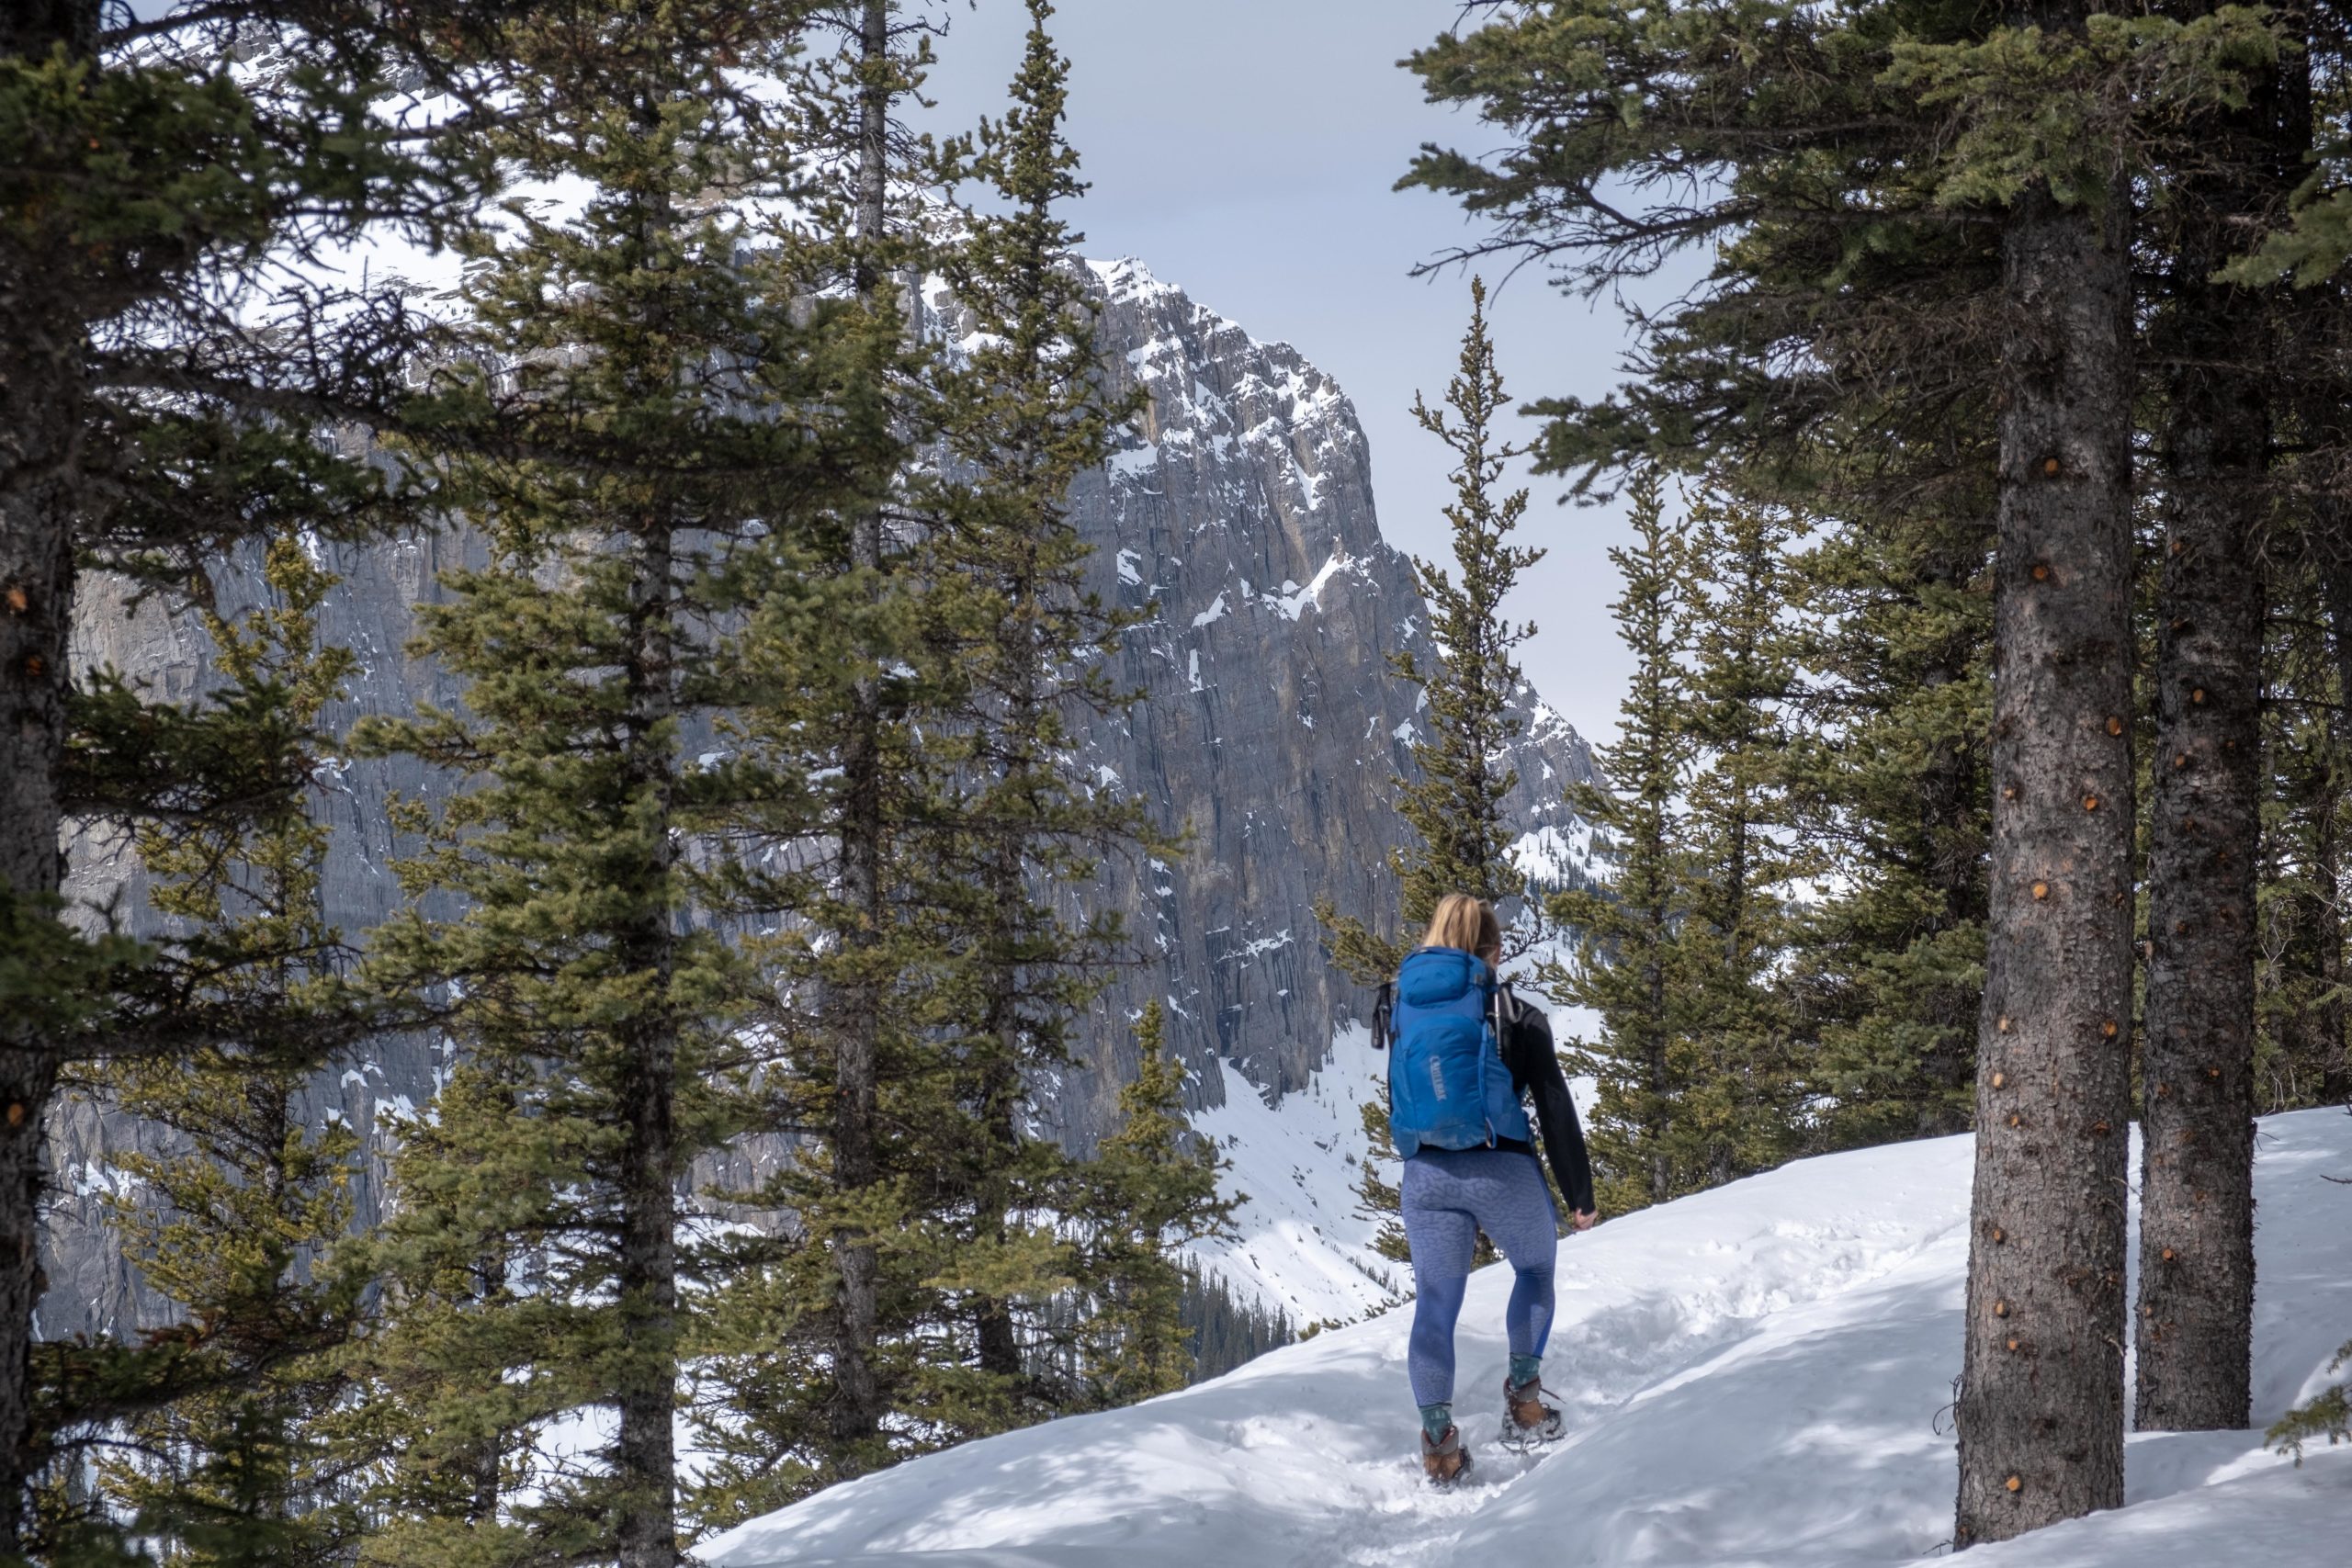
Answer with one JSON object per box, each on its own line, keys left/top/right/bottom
{"left": 1400, "top": 1147, "right": 1557, "bottom": 1406}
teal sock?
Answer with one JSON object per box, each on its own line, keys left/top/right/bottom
{"left": 1419, "top": 1402, "right": 1453, "bottom": 1442}
{"left": 1509, "top": 1353, "right": 1542, "bottom": 1390}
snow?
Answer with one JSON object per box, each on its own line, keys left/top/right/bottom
{"left": 1192, "top": 592, "right": 1229, "bottom": 629}
{"left": 1107, "top": 445, "right": 1161, "bottom": 482}
{"left": 1181, "top": 1029, "right": 1403, "bottom": 1327}
{"left": 1510, "top": 823, "right": 1598, "bottom": 887}
{"left": 1273, "top": 552, "right": 1351, "bottom": 620}
{"left": 699, "top": 1108, "right": 2352, "bottom": 1568}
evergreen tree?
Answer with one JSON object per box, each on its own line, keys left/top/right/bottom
{"left": 1782, "top": 502, "right": 1995, "bottom": 1146}
{"left": 1069, "top": 1002, "right": 1237, "bottom": 1408}
{"left": 1672, "top": 492, "right": 1803, "bottom": 1188}
{"left": 2268, "top": 1339, "right": 2352, "bottom": 1459}
{"left": 921, "top": 0, "right": 1158, "bottom": 1431}
{"left": 1176, "top": 1268, "right": 1293, "bottom": 1384}
{"left": 2255, "top": 562, "right": 2352, "bottom": 1107}
{"left": 1544, "top": 472, "right": 1691, "bottom": 1214}
{"left": 345, "top": 5, "right": 894, "bottom": 1562}
{"left": 1350, "top": 1100, "right": 1410, "bottom": 1265}
{"left": 65, "top": 535, "right": 367, "bottom": 1565}
{"left": 1318, "top": 276, "right": 1544, "bottom": 986}
{"left": 1315, "top": 281, "right": 1546, "bottom": 1264}
{"left": 1401, "top": 0, "right": 2281, "bottom": 1538}
{"left": 2132, "top": 0, "right": 2289, "bottom": 1428}
{"left": 0, "top": 5, "right": 492, "bottom": 1543}
{"left": 805, "top": 0, "right": 933, "bottom": 1481}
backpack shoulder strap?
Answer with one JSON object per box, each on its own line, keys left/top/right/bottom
{"left": 1373, "top": 979, "right": 1395, "bottom": 1050}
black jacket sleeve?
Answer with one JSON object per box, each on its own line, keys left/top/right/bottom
{"left": 1502, "top": 992, "right": 1596, "bottom": 1216}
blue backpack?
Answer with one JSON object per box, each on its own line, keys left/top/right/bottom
{"left": 1379, "top": 946, "right": 1531, "bottom": 1156}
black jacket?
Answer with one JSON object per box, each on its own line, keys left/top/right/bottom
{"left": 1374, "top": 980, "right": 1597, "bottom": 1217}
{"left": 1494, "top": 990, "right": 1597, "bottom": 1217}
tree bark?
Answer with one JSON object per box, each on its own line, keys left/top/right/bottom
{"left": 1953, "top": 168, "right": 2136, "bottom": 1545}
{"left": 2134, "top": 91, "right": 2270, "bottom": 1428}
{"left": 826, "top": 0, "right": 894, "bottom": 1464}
{"left": 0, "top": 1, "right": 96, "bottom": 1546}
{"left": 614, "top": 524, "right": 681, "bottom": 1568}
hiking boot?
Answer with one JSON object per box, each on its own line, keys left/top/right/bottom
{"left": 1499, "top": 1375, "right": 1565, "bottom": 1451}
{"left": 1420, "top": 1423, "right": 1470, "bottom": 1487}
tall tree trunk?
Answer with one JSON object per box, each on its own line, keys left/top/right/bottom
{"left": 827, "top": 0, "right": 893, "bottom": 1463}
{"left": 0, "top": 2, "right": 94, "bottom": 1545}
{"left": 615, "top": 527, "right": 680, "bottom": 1568}
{"left": 1953, "top": 165, "right": 2136, "bottom": 1545}
{"left": 2134, "top": 91, "right": 2270, "bottom": 1427}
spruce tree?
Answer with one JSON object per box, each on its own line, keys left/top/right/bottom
{"left": 2132, "top": 0, "right": 2289, "bottom": 1429}
{"left": 1544, "top": 472, "right": 1691, "bottom": 1214}
{"left": 64, "top": 535, "right": 366, "bottom": 1565}
{"left": 1312, "top": 278, "right": 1545, "bottom": 1268}
{"left": 2256, "top": 563, "right": 2352, "bottom": 1107}
{"left": 1673, "top": 493, "right": 1802, "bottom": 1188}
{"left": 1318, "top": 276, "right": 1544, "bottom": 985}
{"left": 345, "top": 5, "right": 893, "bottom": 1562}
{"left": 1782, "top": 502, "right": 1995, "bottom": 1146}
{"left": 1069, "top": 1002, "right": 1237, "bottom": 1408}
{"left": 1947, "top": 1, "right": 2140, "bottom": 1530}
{"left": 0, "top": 5, "right": 489, "bottom": 1542}
{"left": 1402, "top": 0, "right": 2281, "bottom": 1538}
{"left": 1350, "top": 1101, "right": 1411, "bottom": 1265}
{"left": 922, "top": 0, "right": 1157, "bottom": 1427}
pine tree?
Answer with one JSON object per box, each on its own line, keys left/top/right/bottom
{"left": 1069, "top": 1002, "right": 1237, "bottom": 1408}
{"left": 1318, "top": 276, "right": 1544, "bottom": 986}
{"left": 0, "top": 6, "right": 492, "bottom": 1544}
{"left": 344, "top": 6, "right": 894, "bottom": 1562}
{"left": 919, "top": 0, "right": 1158, "bottom": 1430}
{"left": 1544, "top": 472, "right": 1691, "bottom": 1214}
{"left": 1350, "top": 1100, "right": 1411, "bottom": 1265}
{"left": 1782, "top": 502, "right": 1995, "bottom": 1146}
{"left": 63, "top": 535, "right": 367, "bottom": 1565}
{"left": 1672, "top": 493, "right": 1803, "bottom": 1188}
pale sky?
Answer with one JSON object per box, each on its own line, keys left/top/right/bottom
{"left": 913, "top": 0, "right": 1645, "bottom": 749}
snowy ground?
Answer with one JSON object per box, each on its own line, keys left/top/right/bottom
{"left": 699, "top": 1108, "right": 2352, "bottom": 1568}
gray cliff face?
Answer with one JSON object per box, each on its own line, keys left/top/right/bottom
{"left": 47, "top": 257, "right": 1597, "bottom": 1335}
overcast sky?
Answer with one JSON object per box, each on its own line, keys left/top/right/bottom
{"left": 911, "top": 0, "right": 1646, "bottom": 747}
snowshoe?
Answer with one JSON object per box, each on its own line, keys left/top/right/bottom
{"left": 1420, "top": 1424, "right": 1472, "bottom": 1489}
{"left": 1498, "top": 1375, "right": 1565, "bottom": 1453}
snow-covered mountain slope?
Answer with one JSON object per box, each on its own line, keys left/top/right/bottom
{"left": 699, "top": 1108, "right": 2352, "bottom": 1568}
{"left": 1183, "top": 1022, "right": 1404, "bottom": 1326}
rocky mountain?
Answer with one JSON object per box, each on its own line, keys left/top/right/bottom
{"left": 45, "top": 255, "right": 1600, "bottom": 1336}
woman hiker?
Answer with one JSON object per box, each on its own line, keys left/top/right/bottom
{"left": 1377, "top": 892, "right": 1598, "bottom": 1486}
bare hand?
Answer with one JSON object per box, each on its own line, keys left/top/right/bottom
{"left": 1572, "top": 1209, "right": 1598, "bottom": 1232}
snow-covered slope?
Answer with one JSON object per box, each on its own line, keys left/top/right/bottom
{"left": 700, "top": 1109, "right": 2352, "bottom": 1568}
{"left": 1183, "top": 1022, "right": 1404, "bottom": 1326}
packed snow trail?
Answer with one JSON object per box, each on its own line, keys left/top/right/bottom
{"left": 699, "top": 1110, "right": 2352, "bottom": 1568}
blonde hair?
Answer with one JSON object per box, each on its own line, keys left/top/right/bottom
{"left": 1421, "top": 893, "right": 1501, "bottom": 964}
